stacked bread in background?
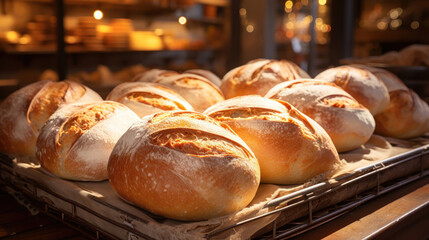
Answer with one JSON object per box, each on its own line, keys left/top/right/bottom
{"left": 0, "top": 58, "right": 428, "bottom": 222}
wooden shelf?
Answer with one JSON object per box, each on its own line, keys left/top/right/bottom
{"left": 355, "top": 28, "right": 429, "bottom": 43}
{"left": 2, "top": 46, "right": 220, "bottom": 55}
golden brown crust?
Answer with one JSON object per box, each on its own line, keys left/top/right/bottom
{"left": 350, "top": 66, "right": 429, "bottom": 138}
{"left": 220, "top": 59, "right": 310, "bottom": 99}
{"left": 0, "top": 80, "right": 102, "bottom": 158}
{"left": 154, "top": 74, "right": 224, "bottom": 112}
{"left": 266, "top": 80, "right": 375, "bottom": 152}
{"left": 28, "top": 81, "right": 87, "bottom": 132}
{"left": 0, "top": 80, "right": 50, "bottom": 156}
{"left": 127, "top": 93, "right": 180, "bottom": 110}
{"left": 315, "top": 65, "right": 390, "bottom": 115}
{"left": 374, "top": 89, "right": 429, "bottom": 138}
{"left": 106, "top": 82, "right": 194, "bottom": 117}
{"left": 204, "top": 95, "right": 340, "bottom": 184}
{"left": 108, "top": 111, "right": 260, "bottom": 221}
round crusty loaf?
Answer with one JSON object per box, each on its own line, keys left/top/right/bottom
{"left": 106, "top": 82, "right": 193, "bottom": 117}
{"left": 204, "top": 95, "right": 340, "bottom": 184}
{"left": 152, "top": 73, "right": 224, "bottom": 112}
{"left": 220, "top": 59, "right": 310, "bottom": 99}
{"left": 315, "top": 65, "right": 390, "bottom": 115}
{"left": 185, "top": 69, "right": 222, "bottom": 87}
{"left": 266, "top": 79, "right": 375, "bottom": 152}
{"left": 0, "top": 80, "right": 102, "bottom": 157}
{"left": 108, "top": 111, "right": 260, "bottom": 221}
{"left": 351, "top": 65, "right": 429, "bottom": 138}
{"left": 36, "top": 101, "right": 140, "bottom": 181}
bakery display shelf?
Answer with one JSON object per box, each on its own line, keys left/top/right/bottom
{"left": 209, "top": 144, "right": 429, "bottom": 239}
{"left": 0, "top": 143, "right": 428, "bottom": 240}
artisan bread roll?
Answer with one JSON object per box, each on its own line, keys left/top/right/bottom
{"left": 354, "top": 66, "right": 429, "bottom": 138}
{"left": 36, "top": 101, "right": 139, "bottom": 181}
{"left": 220, "top": 59, "right": 310, "bottom": 99}
{"left": 106, "top": 82, "right": 193, "bottom": 117}
{"left": 185, "top": 69, "right": 222, "bottom": 87}
{"left": 315, "top": 65, "right": 390, "bottom": 115}
{"left": 108, "top": 111, "right": 260, "bottom": 221}
{"left": 133, "top": 69, "right": 178, "bottom": 82}
{"left": 266, "top": 79, "right": 375, "bottom": 152}
{"left": 152, "top": 73, "right": 224, "bottom": 112}
{"left": 0, "top": 80, "right": 102, "bottom": 157}
{"left": 204, "top": 95, "right": 340, "bottom": 184}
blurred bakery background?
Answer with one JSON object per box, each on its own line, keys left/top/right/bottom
{"left": 0, "top": 0, "right": 428, "bottom": 100}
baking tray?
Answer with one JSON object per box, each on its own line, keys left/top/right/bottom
{"left": 0, "top": 143, "right": 428, "bottom": 240}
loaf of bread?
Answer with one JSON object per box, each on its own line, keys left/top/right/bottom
{"left": 353, "top": 66, "right": 429, "bottom": 138}
{"left": 204, "top": 95, "right": 340, "bottom": 184}
{"left": 0, "top": 80, "right": 102, "bottom": 157}
{"left": 220, "top": 59, "right": 310, "bottom": 99}
{"left": 266, "top": 79, "right": 375, "bottom": 152}
{"left": 150, "top": 73, "right": 224, "bottom": 112}
{"left": 185, "top": 69, "right": 222, "bottom": 87}
{"left": 36, "top": 101, "right": 139, "bottom": 181}
{"left": 106, "top": 82, "right": 193, "bottom": 117}
{"left": 315, "top": 65, "right": 390, "bottom": 115}
{"left": 108, "top": 111, "right": 260, "bottom": 221}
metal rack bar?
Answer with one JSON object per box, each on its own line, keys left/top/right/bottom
{"left": 207, "top": 144, "right": 429, "bottom": 238}
{"left": 1, "top": 143, "right": 428, "bottom": 240}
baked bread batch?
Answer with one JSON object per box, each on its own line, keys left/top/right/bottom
{"left": 0, "top": 58, "right": 428, "bottom": 222}
{"left": 265, "top": 79, "right": 375, "bottom": 152}
{"left": 0, "top": 80, "right": 102, "bottom": 157}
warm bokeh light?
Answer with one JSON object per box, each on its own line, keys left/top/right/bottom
{"left": 178, "top": 16, "right": 187, "bottom": 25}
{"left": 246, "top": 24, "right": 254, "bottom": 33}
{"left": 319, "top": 0, "right": 327, "bottom": 6}
{"left": 96, "top": 24, "right": 111, "bottom": 33}
{"left": 390, "top": 19, "right": 402, "bottom": 29}
{"left": 93, "top": 10, "right": 103, "bottom": 20}
{"left": 410, "top": 21, "right": 420, "bottom": 30}
{"left": 239, "top": 8, "right": 247, "bottom": 16}
{"left": 19, "top": 34, "right": 31, "bottom": 45}
{"left": 5, "top": 31, "right": 19, "bottom": 44}
{"left": 154, "top": 28, "right": 164, "bottom": 35}
{"left": 285, "top": 0, "right": 293, "bottom": 12}
{"left": 377, "top": 21, "right": 388, "bottom": 30}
